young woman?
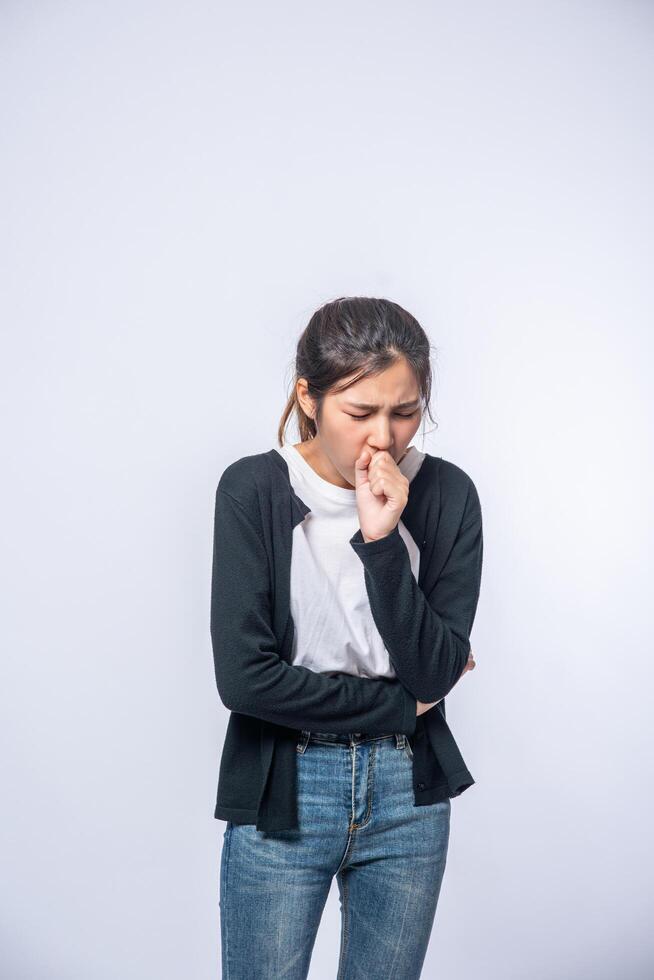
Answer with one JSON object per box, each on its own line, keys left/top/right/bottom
{"left": 210, "top": 296, "right": 483, "bottom": 979}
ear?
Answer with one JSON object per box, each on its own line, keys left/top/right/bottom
{"left": 295, "top": 378, "right": 316, "bottom": 420}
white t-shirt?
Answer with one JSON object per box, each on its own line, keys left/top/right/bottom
{"left": 276, "top": 443, "right": 426, "bottom": 681}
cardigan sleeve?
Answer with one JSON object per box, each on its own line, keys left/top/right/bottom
{"left": 210, "top": 487, "right": 417, "bottom": 736}
{"left": 349, "top": 479, "right": 483, "bottom": 704}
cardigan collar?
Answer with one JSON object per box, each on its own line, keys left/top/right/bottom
{"left": 266, "top": 448, "right": 312, "bottom": 527}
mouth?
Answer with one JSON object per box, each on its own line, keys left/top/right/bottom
{"left": 355, "top": 448, "right": 408, "bottom": 467}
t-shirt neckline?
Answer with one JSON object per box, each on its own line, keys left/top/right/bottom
{"left": 278, "top": 443, "right": 422, "bottom": 508}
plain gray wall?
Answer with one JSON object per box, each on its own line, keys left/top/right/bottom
{"left": 1, "top": 2, "right": 652, "bottom": 978}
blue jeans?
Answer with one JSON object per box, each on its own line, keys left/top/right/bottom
{"left": 219, "top": 730, "right": 451, "bottom": 979}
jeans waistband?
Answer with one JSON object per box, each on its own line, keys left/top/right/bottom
{"left": 299, "top": 730, "right": 407, "bottom": 748}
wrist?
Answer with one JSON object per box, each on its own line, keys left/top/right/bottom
{"left": 359, "top": 525, "right": 400, "bottom": 546}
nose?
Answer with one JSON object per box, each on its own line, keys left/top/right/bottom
{"left": 367, "top": 418, "right": 393, "bottom": 453}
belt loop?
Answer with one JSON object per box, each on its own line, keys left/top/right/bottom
{"left": 395, "top": 733, "right": 405, "bottom": 749}
{"left": 296, "top": 730, "right": 311, "bottom": 754}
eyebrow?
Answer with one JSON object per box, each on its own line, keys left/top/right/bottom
{"left": 344, "top": 398, "right": 421, "bottom": 411}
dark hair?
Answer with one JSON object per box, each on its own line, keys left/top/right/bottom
{"left": 277, "top": 296, "right": 438, "bottom": 447}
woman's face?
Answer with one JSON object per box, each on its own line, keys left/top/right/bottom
{"left": 296, "top": 358, "right": 423, "bottom": 489}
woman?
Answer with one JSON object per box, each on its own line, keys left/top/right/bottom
{"left": 210, "top": 296, "right": 483, "bottom": 979}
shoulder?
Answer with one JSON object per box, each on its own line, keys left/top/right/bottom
{"left": 215, "top": 450, "right": 278, "bottom": 514}
{"left": 424, "top": 454, "right": 482, "bottom": 525}
{"left": 217, "top": 451, "right": 270, "bottom": 490}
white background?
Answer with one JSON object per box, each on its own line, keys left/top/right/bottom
{"left": 1, "top": 2, "right": 652, "bottom": 978}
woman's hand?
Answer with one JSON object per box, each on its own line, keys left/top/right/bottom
{"left": 416, "top": 648, "right": 476, "bottom": 716}
{"left": 353, "top": 448, "right": 409, "bottom": 543}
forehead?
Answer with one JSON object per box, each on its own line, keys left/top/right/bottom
{"left": 334, "top": 360, "right": 420, "bottom": 401}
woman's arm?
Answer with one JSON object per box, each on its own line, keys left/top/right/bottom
{"left": 210, "top": 487, "right": 417, "bottom": 736}
{"left": 349, "top": 479, "right": 483, "bottom": 705}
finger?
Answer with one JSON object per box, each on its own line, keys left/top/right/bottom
{"left": 353, "top": 449, "right": 373, "bottom": 488}
{"left": 355, "top": 448, "right": 373, "bottom": 470}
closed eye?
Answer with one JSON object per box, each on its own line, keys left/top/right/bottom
{"left": 347, "top": 411, "right": 418, "bottom": 420}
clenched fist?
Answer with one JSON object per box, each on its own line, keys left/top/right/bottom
{"left": 353, "top": 447, "right": 410, "bottom": 543}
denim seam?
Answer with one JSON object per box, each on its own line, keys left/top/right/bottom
{"left": 336, "top": 867, "right": 350, "bottom": 980}
{"left": 220, "top": 823, "right": 232, "bottom": 978}
{"left": 350, "top": 741, "right": 377, "bottom": 831}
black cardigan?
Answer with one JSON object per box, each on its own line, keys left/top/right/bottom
{"left": 210, "top": 447, "right": 483, "bottom": 831}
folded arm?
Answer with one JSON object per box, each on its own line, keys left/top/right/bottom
{"left": 349, "top": 480, "right": 483, "bottom": 704}
{"left": 210, "top": 487, "right": 417, "bottom": 735}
